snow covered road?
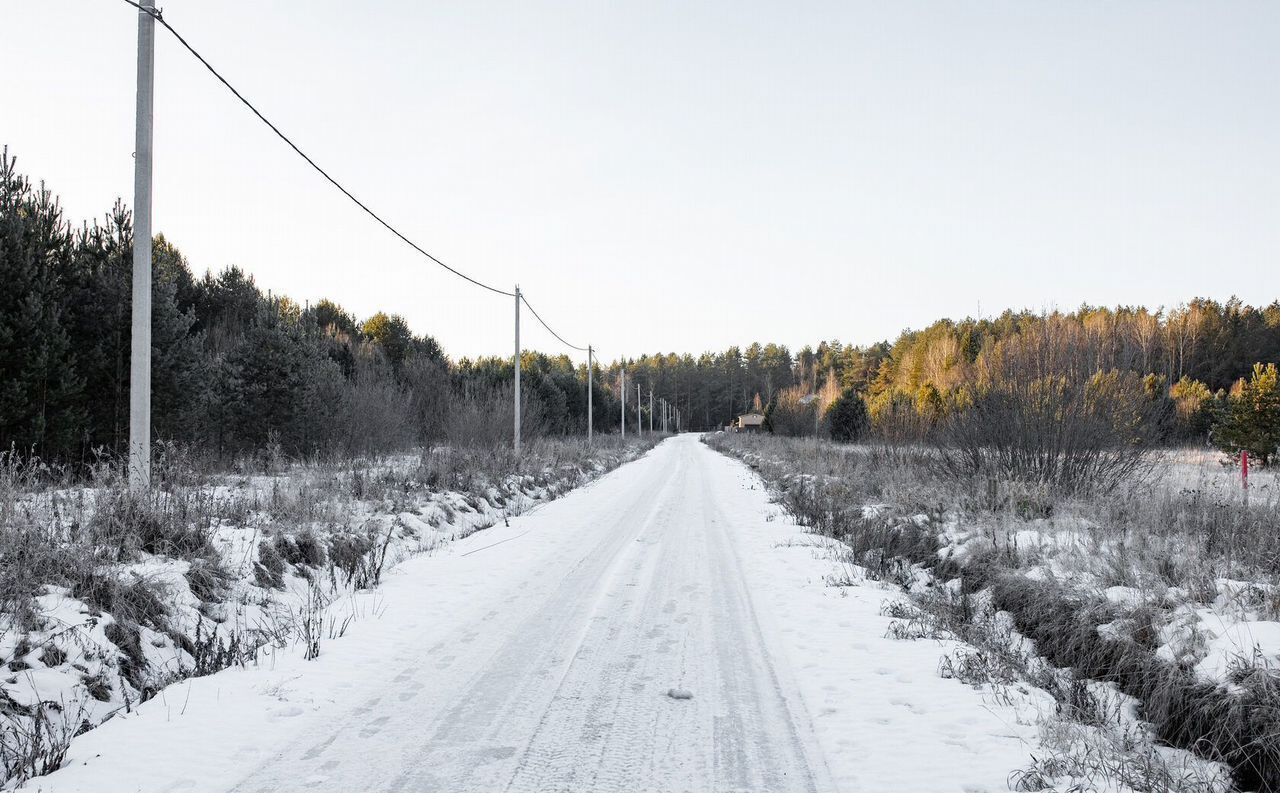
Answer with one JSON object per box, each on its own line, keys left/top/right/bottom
{"left": 29, "top": 434, "right": 1040, "bottom": 792}
{"left": 231, "top": 434, "right": 828, "bottom": 792}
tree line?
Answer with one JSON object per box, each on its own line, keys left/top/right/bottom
{"left": 612, "top": 305, "right": 1280, "bottom": 461}
{"left": 0, "top": 150, "right": 626, "bottom": 466}
{"left": 3, "top": 148, "right": 1277, "bottom": 468}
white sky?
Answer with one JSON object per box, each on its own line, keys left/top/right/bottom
{"left": 7, "top": 1, "right": 1278, "bottom": 361}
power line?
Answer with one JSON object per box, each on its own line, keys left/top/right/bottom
{"left": 520, "top": 292, "right": 589, "bottom": 352}
{"left": 119, "top": 0, "right": 513, "bottom": 298}
{"left": 121, "top": 0, "right": 596, "bottom": 362}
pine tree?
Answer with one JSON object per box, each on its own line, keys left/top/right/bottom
{"left": 220, "top": 300, "right": 342, "bottom": 456}
{"left": 62, "top": 203, "right": 205, "bottom": 454}
{"left": 1215, "top": 363, "right": 1280, "bottom": 465}
{"left": 0, "top": 149, "right": 85, "bottom": 459}
{"left": 828, "top": 389, "right": 869, "bottom": 443}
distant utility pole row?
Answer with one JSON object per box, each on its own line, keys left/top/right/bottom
{"left": 124, "top": 0, "right": 604, "bottom": 490}
{"left": 615, "top": 370, "right": 682, "bottom": 437}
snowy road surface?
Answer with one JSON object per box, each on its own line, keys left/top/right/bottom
{"left": 30, "top": 435, "right": 1041, "bottom": 793}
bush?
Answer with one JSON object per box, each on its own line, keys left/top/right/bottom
{"left": 766, "top": 386, "right": 819, "bottom": 437}
{"left": 1170, "top": 375, "right": 1215, "bottom": 440}
{"left": 337, "top": 355, "right": 415, "bottom": 456}
{"left": 938, "top": 371, "right": 1164, "bottom": 495}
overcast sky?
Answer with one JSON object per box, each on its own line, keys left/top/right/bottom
{"left": 7, "top": 1, "right": 1278, "bottom": 361}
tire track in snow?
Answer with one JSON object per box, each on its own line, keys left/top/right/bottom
{"left": 39, "top": 438, "right": 836, "bottom": 793}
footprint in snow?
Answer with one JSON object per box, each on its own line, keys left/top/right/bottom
{"left": 667, "top": 688, "right": 694, "bottom": 700}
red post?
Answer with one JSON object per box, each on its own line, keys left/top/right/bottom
{"left": 1242, "top": 450, "right": 1250, "bottom": 490}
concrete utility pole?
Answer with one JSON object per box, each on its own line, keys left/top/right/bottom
{"left": 587, "top": 345, "right": 593, "bottom": 443}
{"left": 513, "top": 285, "right": 521, "bottom": 455}
{"left": 128, "top": 0, "right": 156, "bottom": 493}
{"left": 649, "top": 388, "right": 653, "bottom": 434}
{"left": 621, "top": 369, "right": 626, "bottom": 438}
{"left": 637, "top": 384, "right": 642, "bottom": 437}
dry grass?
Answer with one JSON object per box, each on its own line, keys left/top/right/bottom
{"left": 709, "top": 432, "right": 1280, "bottom": 792}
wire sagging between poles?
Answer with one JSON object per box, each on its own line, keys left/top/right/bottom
{"left": 520, "top": 293, "right": 589, "bottom": 352}
{"left": 120, "top": 0, "right": 513, "bottom": 298}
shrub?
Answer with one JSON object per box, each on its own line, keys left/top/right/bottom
{"left": 938, "top": 371, "right": 1164, "bottom": 495}
{"left": 1170, "top": 375, "right": 1215, "bottom": 440}
{"left": 766, "top": 386, "right": 819, "bottom": 437}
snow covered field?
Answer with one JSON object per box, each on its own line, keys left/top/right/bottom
{"left": 10, "top": 434, "right": 1100, "bottom": 793}
{"left": 1159, "top": 446, "right": 1278, "bottom": 499}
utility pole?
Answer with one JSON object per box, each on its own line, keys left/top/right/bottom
{"left": 128, "top": 0, "right": 156, "bottom": 493}
{"left": 649, "top": 388, "right": 653, "bottom": 434}
{"left": 672, "top": 386, "right": 678, "bottom": 434}
{"left": 620, "top": 368, "right": 626, "bottom": 438}
{"left": 587, "top": 345, "right": 593, "bottom": 443}
{"left": 637, "top": 383, "right": 642, "bottom": 437}
{"left": 513, "top": 285, "right": 521, "bottom": 455}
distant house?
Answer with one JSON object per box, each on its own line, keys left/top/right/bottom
{"left": 735, "top": 412, "right": 766, "bottom": 433}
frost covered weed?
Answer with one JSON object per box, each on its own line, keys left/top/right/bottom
{"left": 185, "top": 614, "right": 254, "bottom": 676}
{"left": 708, "top": 433, "right": 1280, "bottom": 595}
{"left": 1012, "top": 719, "right": 1233, "bottom": 793}
{"left": 88, "top": 488, "right": 223, "bottom": 563}
{"left": 905, "top": 587, "right": 1233, "bottom": 792}
{"left": 986, "top": 575, "right": 1280, "bottom": 790}
{"left": 293, "top": 579, "right": 338, "bottom": 661}
{"left": 0, "top": 697, "right": 91, "bottom": 786}
{"left": 1094, "top": 484, "right": 1280, "bottom": 587}
{"left": 880, "top": 599, "right": 952, "bottom": 641}
{"left": 938, "top": 647, "right": 1020, "bottom": 687}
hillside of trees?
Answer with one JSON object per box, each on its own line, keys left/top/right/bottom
{"left": 3, "top": 148, "right": 1278, "bottom": 469}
